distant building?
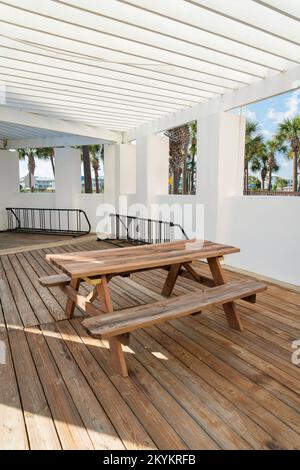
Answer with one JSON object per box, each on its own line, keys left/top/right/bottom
{"left": 20, "top": 175, "right": 55, "bottom": 191}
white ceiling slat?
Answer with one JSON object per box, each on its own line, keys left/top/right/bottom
{"left": 252, "top": 0, "right": 300, "bottom": 20}
{"left": 0, "top": 76, "right": 185, "bottom": 111}
{"left": 122, "top": 0, "right": 300, "bottom": 63}
{"left": 5, "top": 83, "right": 182, "bottom": 113}
{"left": 0, "top": 23, "right": 243, "bottom": 91}
{"left": 188, "top": 0, "right": 300, "bottom": 45}
{"left": 0, "top": 57, "right": 204, "bottom": 102}
{"left": 0, "top": 68, "right": 197, "bottom": 107}
{"left": 0, "top": 2, "right": 257, "bottom": 84}
{"left": 2, "top": 0, "right": 272, "bottom": 79}
{"left": 0, "top": 37, "right": 229, "bottom": 94}
{"left": 0, "top": 0, "right": 299, "bottom": 141}
{"left": 5, "top": 98, "right": 151, "bottom": 124}
{"left": 0, "top": 46, "right": 215, "bottom": 99}
{"left": 56, "top": 0, "right": 291, "bottom": 72}
{"left": 6, "top": 90, "right": 169, "bottom": 119}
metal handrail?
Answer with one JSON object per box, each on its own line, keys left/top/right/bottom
{"left": 6, "top": 207, "right": 91, "bottom": 237}
{"left": 106, "top": 213, "right": 189, "bottom": 244}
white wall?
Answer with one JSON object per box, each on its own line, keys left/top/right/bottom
{"left": 0, "top": 150, "right": 19, "bottom": 229}
{"left": 76, "top": 193, "right": 104, "bottom": 233}
{"left": 222, "top": 196, "right": 300, "bottom": 286}
{"left": 136, "top": 134, "right": 169, "bottom": 208}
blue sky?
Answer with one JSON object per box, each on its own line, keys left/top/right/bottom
{"left": 232, "top": 88, "right": 300, "bottom": 180}
{"left": 20, "top": 88, "right": 300, "bottom": 181}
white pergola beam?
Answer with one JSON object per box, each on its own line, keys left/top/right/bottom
{"left": 129, "top": 64, "right": 300, "bottom": 140}
{"left": 0, "top": 105, "right": 123, "bottom": 142}
{"left": 6, "top": 135, "right": 111, "bottom": 149}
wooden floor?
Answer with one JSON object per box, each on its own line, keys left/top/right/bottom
{"left": 0, "top": 237, "right": 299, "bottom": 449}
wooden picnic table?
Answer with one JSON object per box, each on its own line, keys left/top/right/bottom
{"left": 43, "top": 239, "right": 249, "bottom": 376}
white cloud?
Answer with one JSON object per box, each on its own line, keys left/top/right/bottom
{"left": 241, "top": 108, "right": 256, "bottom": 120}
{"left": 266, "top": 89, "right": 300, "bottom": 123}
{"left": 262, "top": 129, "right": 273, "bottom": 139}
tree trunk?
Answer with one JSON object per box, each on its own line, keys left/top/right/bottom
{"left": 82, "top": 145, "right": 92, "bottom": 193}
{"left": 173, "top": 169, "right": 181, "bottom": 194}
{"left": 268, "top": 169, "right": 272, "bottom": 191}
{"left": 94, "top": 167, "right": 99, "bottom": 193}
{"left": 261, "top": 175, "right": 265, "bottom": 191}
{"left": 28, "top": 153, "right": 35, "bottom": 192}
{"left": 292, "top": 152, "right": 298, "bottom": 192}
{"left": 182, "top": 159, "right": 187, "bottom": 194}
{"left": 244, "top": 160, "right": 249, "bottom": 192}
{"left": 50, "top": 154, "right": 55, "bottom": 177}
{"left": 190, "top": 157, "right": 196, "bottom": 194}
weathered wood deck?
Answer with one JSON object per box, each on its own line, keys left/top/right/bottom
{"left": 0, "top": 238, "right": 299, "bottom": 449}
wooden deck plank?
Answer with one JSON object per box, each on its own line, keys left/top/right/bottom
{"left": 0, "top": 331, "right": 28, "bottom": 449}
{"left": 71, "top": 318, "right": 190, "bottom": 450}
{"left": 0, "top": 237, "right": 299, "bottom": 450}
{"left": 25, "top": 326, "right": 94, "bottom": 450}
{"left": 15, "top": 252, "right": 64, "bottom": 323}
{"left": 136, "top": 327, "right": 274, "bottom": 449}
{"left": 1, "top": 255, "right": 38, "bottom": 327}
{"left": 0, "top": 262, "right": 23, "bottom": 330}
{"left": 8, "top": 254, "right": 53, "bottom": 325}
{"left": 39, "top": 322, "right": 125, "bottom": 450}
{"left": 56, "top": 320, "right": 156, "bottom": 450}
{"left": 8, "top": 329, "right": 61, "bottom": 450}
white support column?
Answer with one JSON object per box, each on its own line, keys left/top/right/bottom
{"left": 197, "top": 112, "right": 245, "bottom": 242}
{"left": 54, "top": 147, "right": 81, "bottom": 209}
{"left": 135, "top": 134, "right": 169, "bottom": 212}
{"left": 0, "top": 150, "right": 19, "bottom": 230}
{"left": 104, "top": 143, "right": 136, "bottom": 211}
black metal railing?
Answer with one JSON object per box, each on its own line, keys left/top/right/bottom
{"left": 107, "top": 214, "right": 189, "bottom": 244}
{"left": 6, "top": 207, "right": 91, "bottom": 237}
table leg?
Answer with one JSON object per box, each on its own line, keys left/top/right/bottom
{"left": 97, "top": 275, "right": 128, "bottom": 377}
{"left": 208, "top": 257, "right": 244, "bottom": 332}
{"left": 162, "top": 263, "right": 182, "bottom": 297}
{"left": 65, "top": 278, "right": 81, "bottom": 318}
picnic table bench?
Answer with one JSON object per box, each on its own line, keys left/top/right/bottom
{"left": 40, "top": 239, "right": 267, "bottom": 377}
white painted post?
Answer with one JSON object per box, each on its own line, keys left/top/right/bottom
{"left": 135, "top": 134, "right": 169, "bottom": 212}
{"left": 0, "top": 150, "right": 19, "bottom": 230}
{"left": 104, "top": 143, "right": 136, "bottom": 211}
{"left": 54, "top": 147, "right": 81, "bottom": 209}
{"left": 197, "top": 112, "right": 245, "bottom": 242}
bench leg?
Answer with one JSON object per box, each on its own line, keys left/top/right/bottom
{"left": 97, "top": 276, "right": 128, "bottom": 377}
{"left": 86, "top": 287, "right": 98, "bottom": 303}
{"left": 162, "top": 263, "right": 181, "bottom": 297}
{"left": 65, "top": 278, "right": 81, "bottom": 318}
{"left": 208, "top": 257, "right": 244, "bottom": 332}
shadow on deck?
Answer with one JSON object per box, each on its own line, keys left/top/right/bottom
{"left": 0, "top": 237, "right": 299, "bottom": 449}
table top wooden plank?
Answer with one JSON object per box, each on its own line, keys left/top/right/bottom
{"left": 46, "top": 240, "right": 240, "bottom": 279}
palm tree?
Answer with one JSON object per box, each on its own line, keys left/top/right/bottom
{"left": 250, "top": 144, "right": 269, "bottom": 190}
{"left": 244, "top": 119, "right": 264, "bottom": 192}
{"left": 188, "top": 121, "right": 197, "bottom": 194}
{"left": 165, "top": 124, "right": 190, "bottom": 194}
{"left": 18, "top": 148, "right": 38, "bottom": 192}
{"left": 82, "top": 145, "right": 92, "bottom": 193}
{"left": 36, "top": 147, "right": 55, "bottom": 177}
{"left": 89, "top": 144, "right": 102, "bottom": 193}
{"left": 265, "top": 139, "right": 280, "bottom": 190}
{"left": 276, "top": 116, "right": 300, "bottom": 192}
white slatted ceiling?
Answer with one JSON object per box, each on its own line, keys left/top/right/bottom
{"left": 0, "top": 0, "right": 299, "bottom": 138}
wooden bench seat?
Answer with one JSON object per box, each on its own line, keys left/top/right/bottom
{"left": 83, "top": 280, "right": 267, "bottom": 339}
{"left": 38, "top": 274, "right": 71, "bottom": 287}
